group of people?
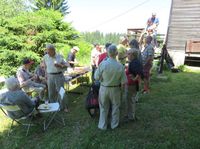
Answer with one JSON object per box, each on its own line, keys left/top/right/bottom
{"left": 0, "top": 12, "right": 158, "bottom": 130}
{"left": 92, "top": 12, "right": 158, "bottom": 130}
{"left": 0, "top": 44, "right": 81, "bottom": 118}
{"left": 92, "top": 35, "right": 155, "bottom": 130}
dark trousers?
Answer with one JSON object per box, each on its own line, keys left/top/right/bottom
{"left": 91, "top": 65, "right": 97, "bottom": 82}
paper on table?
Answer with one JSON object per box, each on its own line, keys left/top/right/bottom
{"left": 38, "top": 104, "right": 50, "bottom": 110}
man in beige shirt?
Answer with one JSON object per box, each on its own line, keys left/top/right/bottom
{"left": 95, "top": 44, "right": 127, "bottom": 130}
{"left": 43, "top": 44, "right": 69, "bottom": 112}
{"left": 16, "top": 58, "right": 46, "bottom": 99}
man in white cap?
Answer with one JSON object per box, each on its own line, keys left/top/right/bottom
{"left": 67, "top": 46, "right": 80, "bottom": 68}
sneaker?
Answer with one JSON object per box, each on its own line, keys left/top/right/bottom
{"left": 123, "top": 116, "right": 129, "bottom": 123}
{"left": 142, "top": 89, "right": 149, "bottom": 94}
{"left": 64, "top": 108, "right": 69, "bottom": 113}
{"left": 123, "top": 116, "right": 137, "bottom": 123}
{"left": 129, "top": 116, "right": 138, "bottom": 122}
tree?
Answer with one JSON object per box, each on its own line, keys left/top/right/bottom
{"left": 0, "top": 0, "right": 27, "bottom": 18}
{"left": 0, "top": 9, "right": 79, "bottom": 76}
{"left": 32, "top": 0, "right": 70, "bottom": 15}
{"left": 61, "top": 0, "right": 70, "bottom": 15}
{"left": 81, "top": 31, "right": 122, "bottom": 45}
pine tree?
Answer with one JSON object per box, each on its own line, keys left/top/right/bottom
{"left": 31, "top": 0, "right": 70, "bottom": 15}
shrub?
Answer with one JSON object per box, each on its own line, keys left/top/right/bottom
{"left": 0, "top": 49, "right": 40, "bottom": 76}
{"left": 0, "top": 9, "right": 92, "bottom": 76}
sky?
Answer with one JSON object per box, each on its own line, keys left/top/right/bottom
{"left": 65, "top": 0, "right": 172, "bottom": 34}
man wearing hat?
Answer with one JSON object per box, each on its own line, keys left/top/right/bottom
{"left": 16, "top": 58, "right": 46, "bottom": 99}
{"left": 67, "top": 46, "right": 80, "bottom": 68}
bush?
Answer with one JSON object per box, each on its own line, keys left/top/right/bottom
{"left": 0, "top": 9, "right": 92, "bottom": 76}
{"left": 0, "top": 49, "right": 40, "bottom": 76}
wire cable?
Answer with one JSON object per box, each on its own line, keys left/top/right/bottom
{"left": 88, "top": 0, "right": 151, "bottom": 30}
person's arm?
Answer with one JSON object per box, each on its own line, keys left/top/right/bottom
{"left": 120, "top": 68, "right": 127, "bottom": 89}
{"left": 42, "top": 57, "right": 48, "bottom": 80}
{"left": 145, "top": 56, "right": 154, "bottom": 65}
{"left": 129, "top": 60, "right": 143, "bottom": 81}
{"left": 68, "top": 60, "right": 78, "bottom": 65}
{"left": 67, "top": 53, "right": 78, "bottom": 65}
{"left": 15, "top": 91, "right": 35, "bottom": 113}
{"left": 17, "top": 71, "right": 32, "bottom": 87}
{"left": 94, "top": 62, "right": 104, "bottom": 81}
{"left": 144, "top": 46, "right": 154, "bottom": 66}
{"left": 55, "top": 55, "right": 69, "bottom": 68}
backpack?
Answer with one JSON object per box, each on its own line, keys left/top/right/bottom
{"left": 85, "top": 82, "right": 100, "bottom": 117}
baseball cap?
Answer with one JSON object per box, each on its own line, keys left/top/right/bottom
{"left": 23, "top": 58, "right": 34, "bottom": 65}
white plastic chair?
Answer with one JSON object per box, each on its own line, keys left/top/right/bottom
{"left": 0, "top": 104, "right": 35, "bottom": 136}
{"left": 38, "top": 87, "right": 66, "bottom": 131}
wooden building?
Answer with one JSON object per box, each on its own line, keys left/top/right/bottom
{"left": 166, "top": 0, "right": 200, "bottom": 66}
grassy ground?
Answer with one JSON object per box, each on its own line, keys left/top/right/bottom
{"left": 0, "top": 68, "right": 200, "bottom": 149}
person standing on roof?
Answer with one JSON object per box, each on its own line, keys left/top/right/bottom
{"left": 146, "top": 12, "right": 159, "bottom": 47}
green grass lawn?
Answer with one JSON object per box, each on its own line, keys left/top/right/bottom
{"left": 0, "top": 68, "right": 200, "bottom": 149}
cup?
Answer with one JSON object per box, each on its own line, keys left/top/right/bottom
{"left": 54, "top": 60, "right": 58, "bottom": 64}
{"left": 45, "top": 100, "right": 49, "bottom": 105}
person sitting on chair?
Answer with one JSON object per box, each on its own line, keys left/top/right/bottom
{"left": 0, "top": 77, "right": 37, "bottom": 119}
{"left": 16, "top": 58, "right": 46, "bottom": 99}
{"left": 34, "top": 61, "right": 46, "bottom": 85}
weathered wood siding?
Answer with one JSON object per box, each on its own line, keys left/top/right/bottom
{"left": 167, "top": 0, "right": 200, "bottom": 52}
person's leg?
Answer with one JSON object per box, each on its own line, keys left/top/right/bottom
{"left": 47, "top": 74, "right": 56, "bottom": 102}
{"left": 143, "top": 78, "right": 150, "bottom": 93}
{"left": 143, "top": 64, "right": 152, "bottom": 93}
{"left": 32, "top": 82, "right": 46, "bottom": 100}
{"left": 127, "top": 85, "right": 136, "bottom": 120}
{"left": 98, "top": 86, "right": 109, "bottom": 130}
{"left": 91, "top": 65, "right": 96, "bottom": 82}
{"left": 110, "top": 87, "right": 121, "bottom": 129}
{"left": 54, "top": 74, "right": 68, "bottom": 111}
{"left": 135, "top": 81, "right": 140, "bottom": 102}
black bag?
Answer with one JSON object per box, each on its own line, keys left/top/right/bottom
{"left": 85, "top": 82, "right": 100, "bottom": 117}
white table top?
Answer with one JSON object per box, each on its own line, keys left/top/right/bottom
{"left": 38, "top": 102, "right": 60, "bottom": 113}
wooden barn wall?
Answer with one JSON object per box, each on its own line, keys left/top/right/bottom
{"left": 167, "top": 0, "right": 200, "bottom": 52}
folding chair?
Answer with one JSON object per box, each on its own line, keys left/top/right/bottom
{"left": 38, "top": 87, "right": 66, "bottom": 131}
{"left": 0, "top": 104, "right": 35, "bottom": 136}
